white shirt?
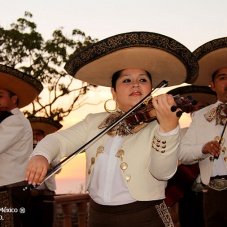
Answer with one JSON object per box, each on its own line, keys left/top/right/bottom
{"left": 89, "top": 135, "right": 136, "bottom": 205}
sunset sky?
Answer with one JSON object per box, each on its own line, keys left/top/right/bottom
{"left": 1, "top": 0, "right": 225, "bottom": 193}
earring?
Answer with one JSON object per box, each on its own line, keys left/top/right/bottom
{"left": 104, "top": 99, "right": 117, "bottom": 113}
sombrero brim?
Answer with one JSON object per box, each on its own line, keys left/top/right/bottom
{"left": 0, "top": 65, "right": 43, "bottom": 108}
{"left": 28, "top": 117, "right": 62, "bottom": 135}
{"left": 65, "top": 32, "right": 198, "bottom": 87}
{"left": 193, "top": 37, "right": 227, "bottom": 85}
{"left": 167, "top": 85, "right": 217, "bottom": 108}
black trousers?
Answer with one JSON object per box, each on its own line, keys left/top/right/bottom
{"left": 203, "top": 188, "right": 227, "bottom": 227}
{"left": 0, "top": 185, "right": 31, "bottom": 227}
{"left": 0, "top": 185, "right": 55, "bottom": 227}
{"left": 178, "top": 189, "right": 204, "bottom": 227}
{"left": 88, "top": 199, "right": 174, "bottom": 227}
{"left": 26, "top": 193, "right": 55, "bottom": 227}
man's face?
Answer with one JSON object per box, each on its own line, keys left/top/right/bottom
{"left": 211, "top": 67, "right": 227, "bottom": 103}
{"left": 0, "top": 89, "right": 17, "bottom": 111}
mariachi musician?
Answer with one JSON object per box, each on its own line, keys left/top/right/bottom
{"left": 179, "top": 37, "right": 227, "bottom": 227}
{"left": 25, "top": 31, "right": 198, "bottom": 227}
{"left": 26, "top": 116, "right": 62, "bottom": 227}
{"left": 0, "top": 64, "right": 43, "bottom": 226}
{"left": 166, "top": 85, "right": 217, "bottom": 227}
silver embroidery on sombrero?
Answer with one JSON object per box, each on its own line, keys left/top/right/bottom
{"left": 155, "top": 201, "right": 174, "bottom": 227}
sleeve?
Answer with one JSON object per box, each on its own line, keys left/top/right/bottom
{"left": 178, "top": 112, "right": 205, "bottom": 164}
{"left": 31, "top": 114, "right": 92, "bottom": 163}
{"left": 0, "top": 115, "right": 25, "bottom": 154}
{"left": 149, "top": 126, "right": 179, "bottom": 180}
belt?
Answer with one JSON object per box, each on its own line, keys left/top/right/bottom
{"left": 90, "top": 199, "right": 163, "bottom": 213}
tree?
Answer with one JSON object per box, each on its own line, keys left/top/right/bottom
{"left": 0, "top": 11, "right": 98, "bottom": 122}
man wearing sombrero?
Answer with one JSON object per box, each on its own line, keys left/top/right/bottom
{"left": 26, "top": 116, "right": 62, "bottom": 227}
{"left": 0, "top": 64, "right": 43, "bottom": 225}
{"left": 166, "top": 85, "right": 216, "bottom": 226}
{"left": 25, "top": 31, "right": 198, "bottom": 227}
{"left": 179, "top": 37, "right": 227, "bottom": 227}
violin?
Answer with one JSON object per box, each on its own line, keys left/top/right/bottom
{"left": 124, "top": 95, "right": 197, "bottom": 127}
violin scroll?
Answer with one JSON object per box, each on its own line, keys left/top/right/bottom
{"left": 171, "top": 95, "right": 197, "bottom": 113}
{"left": 125, "top": 94, "right": 197, "bottom": 127}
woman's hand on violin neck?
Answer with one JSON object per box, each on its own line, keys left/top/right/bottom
{"left": 25, "top": 155, "right": 49, "bottom": 186}
{"left": 152, "top": 94, "right": 180, "bottom": 132}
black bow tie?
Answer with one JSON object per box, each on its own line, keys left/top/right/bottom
{"left": 0, "top": 111, "right": 13, "bottom": 123}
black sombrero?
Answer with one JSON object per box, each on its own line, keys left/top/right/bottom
{"left": 0, "top": 64, "right": 43, "bottom": 108}
{"left": 65, "top": 31, "right": 198, "bottom": 87}
{"left": 28, "top": 116, "right": 62, "bottom": 135}
{"left": 193, "top": 37, "right": 227, "bottom": 85}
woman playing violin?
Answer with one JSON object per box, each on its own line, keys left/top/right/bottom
{"left": 25, "top": 32, "right": 198, "bottom": 227}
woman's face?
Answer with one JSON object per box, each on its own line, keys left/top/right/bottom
{"left": 111, "top": 68, "right": 152, "bottom": 112}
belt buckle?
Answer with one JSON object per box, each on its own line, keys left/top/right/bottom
{"left": 209, "top": 178, "right": 227, "bottom": 191}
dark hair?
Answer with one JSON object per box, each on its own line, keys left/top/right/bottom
{"left": 111, "top": 69, "right": 152, "bottom": 90}
{"left": 211, "top": 67, "right": 227, "bottom": 82}
{"left": 211, "top": 69, "right": 219, "bottom": 82}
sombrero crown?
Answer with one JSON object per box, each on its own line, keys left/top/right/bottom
{"left": 193, "top": 37, "right": 227, "bottom": 85}
{"left": 0, "top": 64, "right": 43, "bottom": 108}
{"left": 65, "top": 31, "right": 198, "bottom": 87}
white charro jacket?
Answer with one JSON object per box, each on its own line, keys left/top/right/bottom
{"left": 0, "top": 108, "right": 33, "bottom": 186}
{"left": 33, "top": 112, "right": 179, "bottom": 201}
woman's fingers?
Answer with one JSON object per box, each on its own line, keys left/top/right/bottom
{"left": 152, "top": 94, "right": 180, "bottom": 132}
{"left": 25, "top": 155, "right": 49, "bottom": 185}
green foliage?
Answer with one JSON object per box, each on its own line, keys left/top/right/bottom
{"left": 0, "top": 11, "right": 98, "bottom": 122}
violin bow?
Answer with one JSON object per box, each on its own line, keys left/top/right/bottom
{"left": 220, "top": 121, "right": 227, "bottom": 143}
{"left": 24, "top": 80, "right": 168, "bottom": 190}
